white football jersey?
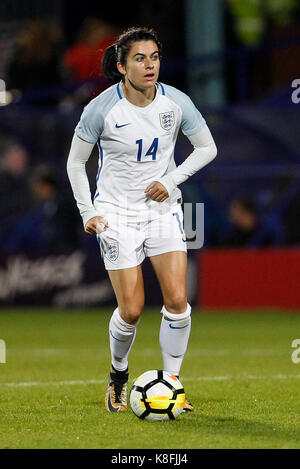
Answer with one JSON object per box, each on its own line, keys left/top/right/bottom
{"left": 75, "top": 81, "right": 206, "bottom": 222}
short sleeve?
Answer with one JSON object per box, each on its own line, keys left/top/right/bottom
{"left": 75, "top": 100, "right": 104, "bottom": 144}
{"left": 163, "top": 84, "right": 206, "bottom": 137}
{"left": 181, "top": 96, "right": 206, "bottom": 136}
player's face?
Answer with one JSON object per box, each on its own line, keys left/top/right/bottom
{"left": 117, "top": 40, "right": 160, "bottom": 91}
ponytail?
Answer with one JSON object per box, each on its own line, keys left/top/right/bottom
{"left": 102, "top": 27, "right": 162, "bottom": 84}
{"left": 102, "top": 44, "right": 123, "bottom": 84}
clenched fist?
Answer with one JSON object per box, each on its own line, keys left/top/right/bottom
{"left": 145, "top": 181, "right": 169, "bottom": 202}
{"left": 85, "top": 216, "right": 108, "bottom": 235}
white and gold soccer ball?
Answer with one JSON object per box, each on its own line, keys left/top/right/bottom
{"left": 130, "top": 370, "right": 185, "bottom": 421}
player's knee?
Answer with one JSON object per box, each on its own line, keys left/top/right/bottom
{"left": 122, "top": 309, "right": 143, "bottom": 325}
{"left": 119, "top": 302, "right": 144, "bottom": 325}
{"left": 164, "top": 292, "right": 187, "bottom": 314}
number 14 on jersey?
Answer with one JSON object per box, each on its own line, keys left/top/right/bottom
{"left": 136, "top": 138, "right": 159, "bottom": 162}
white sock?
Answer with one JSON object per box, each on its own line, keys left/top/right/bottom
{"left": 159, "top": 304, "right": 191, "bottom": 376}
{"left": 109, "top": 308, "right": 138, "bottom": 371}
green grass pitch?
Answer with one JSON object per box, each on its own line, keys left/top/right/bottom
{"left": 0, "top": 308, "right": 300, "bottom": 449}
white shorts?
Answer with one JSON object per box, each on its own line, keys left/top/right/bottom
{"left": 96, "top": 206, "right": 187, "bottom": 270}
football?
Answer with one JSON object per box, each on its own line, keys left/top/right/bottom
{"left": 130, "top": 370, "right": 185, "bottom": 421}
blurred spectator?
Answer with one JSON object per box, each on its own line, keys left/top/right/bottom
{"left": 225, "top": 0, "right": 300, "bottom": 101}
{"left": 0, "top": 141, "right": 31, "bottom": 228}
{"left": 6, "top": 20, "right": 62, "bottom": 99}
{"left": 221, "top": 197, "right": 285, "bottom": 247}
{"left": 2, "top": 164, "right": 81, "bottom": 256}
{"left": 63, "top": 18, "right": 117, "bottom": 82}
{"left": 224, "top": 198, "right": 258, "bottom": 245}
{"left": 60, "top": 18, "right": 117, "bottom": 108}
{"left": 227, "top": 0, "right": 298, "bottom": 47}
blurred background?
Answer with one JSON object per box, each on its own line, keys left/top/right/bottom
{"left": 0, "top": 0, "right": 299, "bottom": 311}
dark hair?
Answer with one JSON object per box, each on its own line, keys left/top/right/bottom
{"left": 102, "top": 26, "right": 162, "bottom": 84}
{"left": 31, "top": 164, "right": 58, "bottom": 188}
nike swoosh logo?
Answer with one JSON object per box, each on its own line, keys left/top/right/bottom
{"left": 115, "top": 123, "right": 131, "bottom": 128}
{"left": 169, "top": 324, "right": 189, "bottom": 330}
{"left": 110, "top": 330, "right": 127, "bottom": 342}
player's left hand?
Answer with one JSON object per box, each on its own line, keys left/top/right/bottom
{"left": 145, "top": 181, "right": 169, "bottom": 202}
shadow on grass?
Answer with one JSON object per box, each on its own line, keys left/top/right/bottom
{"left": 178, "top": 412, "right": 300, "bottom": 447}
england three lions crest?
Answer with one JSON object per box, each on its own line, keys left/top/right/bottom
{"left": 159, "top": 111, "right": 175, "bottom": 130}
{"left": 107, "top": 241, "right": 119, "bottom": 262}
{"left": 101, "top": 238, "right": 119, "bottom": 262}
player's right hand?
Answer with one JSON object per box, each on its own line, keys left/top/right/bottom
{"left": 84, "top": 216, "right": 108, "bottom": 235}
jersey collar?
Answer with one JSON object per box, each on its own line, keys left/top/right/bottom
{"left": 116, "top": 81, "right": 163, "bottom": 101}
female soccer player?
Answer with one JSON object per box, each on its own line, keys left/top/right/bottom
{"left": 67, "top": 27, "right": 217, "bottom": 413}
